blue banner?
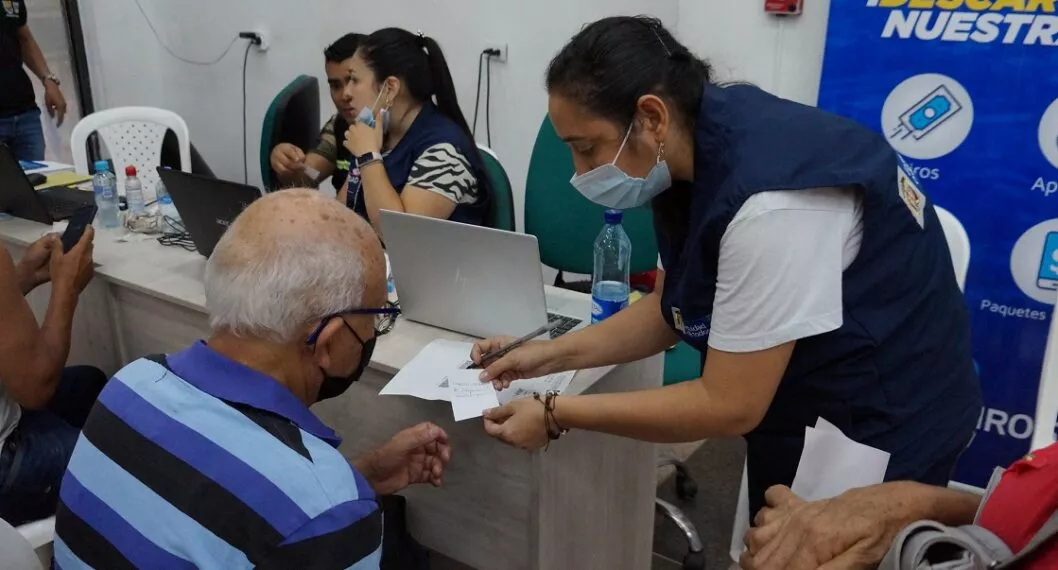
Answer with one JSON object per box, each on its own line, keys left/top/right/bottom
{"left": 818, "top": 1, "right": 1058, "bottom": 487}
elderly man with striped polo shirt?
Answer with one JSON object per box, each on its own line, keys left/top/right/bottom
{"left": 52, "top": 189, "right": 451, "bottom": 569}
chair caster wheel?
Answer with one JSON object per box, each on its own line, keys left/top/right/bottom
{"left": 682, "top": 550, "right": 706, "bottom": 570}
{"left": 676, "top": 472, "right": 698, "bottom": 500}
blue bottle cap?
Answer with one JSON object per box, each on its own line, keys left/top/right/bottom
{"left": 604, "top": 209, "right": 623, "bottom": 224}
{"left": 94, "top": 160, "right": 109, "bottom": 173}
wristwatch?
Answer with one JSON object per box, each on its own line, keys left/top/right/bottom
{"left": 42, "top": 74, "right": 61, "bottom": 86}
{"left": 355, "top": 151, "right": 383, "bottom": 169}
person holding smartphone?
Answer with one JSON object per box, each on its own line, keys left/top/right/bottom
{"left": 472, "top": 16, "right": 982, "bottom": 518}
{"left": 0, "top": 227, "right": 106, "bottom": 525}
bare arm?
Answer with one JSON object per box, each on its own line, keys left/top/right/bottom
{"left": 552, "top": 342, "right": 793, "bottom": 442}
{"left": 0, "top": 244, "right": 77, "bottom": 409}
{"left": 17, "top": 26, "right": 50, "bottom": 80}
{"left": 356, "top": 163, "right": 457, "bottom": 237}
{"left": 552, "top": 270, "right": 680, "bottom": 371}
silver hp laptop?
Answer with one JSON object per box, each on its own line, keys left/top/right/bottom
{"left": 379, "top": 210, "right": 584, "bottom": 339}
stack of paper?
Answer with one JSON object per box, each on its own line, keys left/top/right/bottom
{"left": 380, "top": 339, "right": 576, "bottom": 421}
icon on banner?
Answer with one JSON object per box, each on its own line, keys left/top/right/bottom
{"left": 1039, "top": 98, "right": 1058, "bottom": 170}
{"left": 881, "top": 74, "right": 974, "bottom": 160}
{"left": 1010, "top": 220, "right": 1058, "bottom": 304}
{"left": 1037, "top": 232, "right": 1058, "bottom": 291}
{"left": 890, "top": 86, "right": 963, "bottom": 141}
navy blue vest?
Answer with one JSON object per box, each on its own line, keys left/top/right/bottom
{"left": 656, "top": 84, "right": 982, "bottom": 515}
{"left": 346, "top": 103, "right": 490, "bottom": 226}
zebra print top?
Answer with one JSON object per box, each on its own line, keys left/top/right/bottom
{"left": 404, "top": 142, "right": 480, "bottom": 205}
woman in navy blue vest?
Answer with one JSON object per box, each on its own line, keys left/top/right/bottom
{"left": 472, "top": 16, "right": 982, "bottom": 517}
{"left": 339, "top": 28, "right": 490, "bottom": 236}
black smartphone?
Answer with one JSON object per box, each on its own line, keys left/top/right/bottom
{"left": 62, "top": 205, "right": 98, "bottom": 253}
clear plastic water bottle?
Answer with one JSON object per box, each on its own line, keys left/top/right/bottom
{"left": 155, "top": 167, "right": 181, "bottom": 232}
{"left": 591, "top": 209, "right": 631, "bottom": 323}
{"left": 92, "top": 160, "right": 120, "bottom": 228}
{"left": 124, "top": 165, "right": 146, "bottom": 214}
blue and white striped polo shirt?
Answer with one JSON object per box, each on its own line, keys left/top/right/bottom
{"left": 53, "top": 341, "right": 381, "bottom": 569}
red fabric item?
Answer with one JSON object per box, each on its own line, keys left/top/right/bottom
{"left": 976, "top": 442, "right": 1058, "bottom": 569}
{"left": 630, "top": 270, "right": 658, "bottom": 293}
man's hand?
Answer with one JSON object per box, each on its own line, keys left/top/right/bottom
{"left": 16, "top": 233, "right": 59, "bottom": 294}
{"left": 741, "top": 484, "right": 935, "bottom": 570}
{"left": 49, "top": 226, "right": 94, "bottom": 295}
{"left": 356, "top": 422, "right": 451, "bottom": 496}
{"left": 44, "top": 81, "right": 67, "bottom": 126}
{"left": 270, "top": 143, "right": 306, "bottom": 178}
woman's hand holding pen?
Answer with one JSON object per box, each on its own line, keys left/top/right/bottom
{"left": 470, "top": 337, "right": 563, "bottom": 390}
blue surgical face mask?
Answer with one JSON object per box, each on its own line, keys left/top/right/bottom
{"left": 569, "top": 124, "right": 671, "bottom": 210}
{"left": 356, "top": 87, "right": 391, "bottom": 134}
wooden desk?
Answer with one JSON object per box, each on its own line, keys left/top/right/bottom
{"left": 0, "top": 218, "right": 661, "bottom": 570}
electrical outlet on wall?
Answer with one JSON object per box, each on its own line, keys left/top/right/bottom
{"left": 483, "top": 43, "right": 508, "bottom": 63}
{"left": 252, "top": 28, "right": 270, "bottom": 52}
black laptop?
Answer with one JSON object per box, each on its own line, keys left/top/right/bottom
{"left": 158, "top": 169, "right": 262, "bottom": 257}
{"left": 0, "top": 144, "right": 95, "bottom": 223}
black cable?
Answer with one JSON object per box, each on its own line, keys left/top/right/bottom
{"left": 471, "top": 51, "right": 486, "bottom": 137}
{"left": 485, "top": 54, "right": 493, "bottom": 148}
{"left": 133, "top": 0, "right": 239, "bottom": 66}
{"left": 156, "top": 216, "right": 197, "bottom": 251}
{"left": 241, "top": 41, "right": 252, "bottom": 184}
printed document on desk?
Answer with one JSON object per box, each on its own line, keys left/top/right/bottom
{"left": 379, "top": 339, "right": 577, "bottom": 405}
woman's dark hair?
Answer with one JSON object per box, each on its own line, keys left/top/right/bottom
{"left": 324, "top": 33, "right": 366, "bottom": 63}
{"left": 547, "top": 16, "right": 714, "bottom": 242}
{"left": 546, "top": 16, "right": 712, "bottom": 132}
{"left": 357, "top": 28, "right": 478, "bottom": 154}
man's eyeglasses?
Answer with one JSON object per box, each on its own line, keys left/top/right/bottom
{"left": 306, "top": 304, "right": 401, "bottom": 346}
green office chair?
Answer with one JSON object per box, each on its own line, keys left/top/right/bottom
{"left": 477, "top": 145, "right": 516, "bottom": 231}
{"left": 526, "top": 114, "right": 705, "bottom": 570}
{"left": 524, "top": 115, "right": 658, "bottom": 290}
{"left": 260, "top": 75, "right": 320, "bottom": 190}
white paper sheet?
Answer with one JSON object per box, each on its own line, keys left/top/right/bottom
{"left": 447, "top": 370, "right": 501, "bottom": 421}
{"left": 379, "top": 340, "right": 577, "bottom": 407}
{"left": 790, "top": 417, "right": 890, "bottom": 501}
{"left": 728, "top": 417, "right": 890, "bottom": 563}
{"left": 379, "top": 339, "right": 475, "bottom": 401}
{"left": 728, "top": 460, "right": 751, "bottom": 563}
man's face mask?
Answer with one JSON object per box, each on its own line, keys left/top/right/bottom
{"left": 307, "top": 307, "right": 399, "bottom": 402}
{"left": 569, "top": 122, "right": 671, "bottom": 210}
{"left": 357, "top": 85, "right": 391, "bottom": 134}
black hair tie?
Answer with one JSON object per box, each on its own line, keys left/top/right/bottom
{"left": 416, "top": 29, "right": 427, "bottom": 49}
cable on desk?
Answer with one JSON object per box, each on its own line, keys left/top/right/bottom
{"left": 156, "top": 216, "right": 197, "bottom": 252}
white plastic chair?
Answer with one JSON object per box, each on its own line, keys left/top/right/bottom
{"left": 934, "top": 205, "right": 970, "bottom": 292}
{"left": 71, "top": 107, "right": 191, "bottom": 201}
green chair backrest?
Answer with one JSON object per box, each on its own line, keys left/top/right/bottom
{"left": 524, "top": 115, "right": 658, "bottom": 275}
{"left": 260, "top": 75, "right": 319, "bottom": 190}
{"left": 477, "top": 145, "right": 516, "bottom": 231}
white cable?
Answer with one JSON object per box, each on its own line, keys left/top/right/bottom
{"left": 132, "top": 0, "right": 238, "bottom": 66}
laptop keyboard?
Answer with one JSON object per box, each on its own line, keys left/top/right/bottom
{"left": 39, "top": 193, "right": 85, "bottom": 221}
{"left": 547, "top": 312, "right": 582, "bottom": 339}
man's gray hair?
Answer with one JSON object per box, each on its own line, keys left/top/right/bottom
{"left": 204, "top": 228, "right": 364, "bottom": 344}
